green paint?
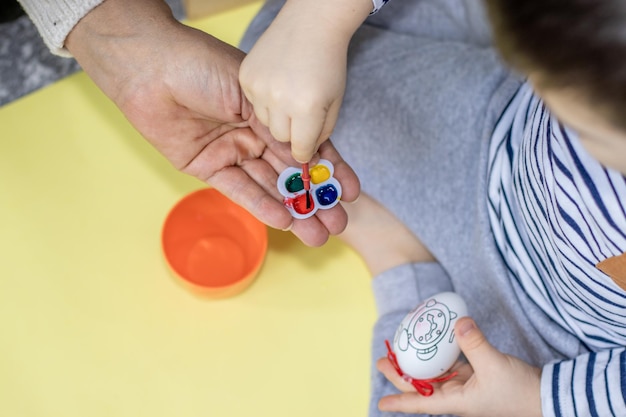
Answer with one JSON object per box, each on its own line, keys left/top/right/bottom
{"left": 286, "top": 173, "right": 304, "bottom": 192}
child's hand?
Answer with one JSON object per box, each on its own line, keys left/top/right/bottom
{"left": 377, "top": 317, "right": 543, "bottom": 417}
{"left": 239, "top": 0, "right": 371, "bottom": 163}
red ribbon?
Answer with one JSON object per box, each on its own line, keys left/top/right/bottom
{"left": 384, "top": 340, "right": 458, "bottom": 396}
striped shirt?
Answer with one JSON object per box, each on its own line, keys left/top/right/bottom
{"left": 370, "top": 0, "right": 389, "bottom": 14}
{"left": 487, "top": 83, "right": 626, "bottom": 417}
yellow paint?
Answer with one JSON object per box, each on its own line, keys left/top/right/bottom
{"left": 310, "top": 164, "right": 331, "bottom": 184}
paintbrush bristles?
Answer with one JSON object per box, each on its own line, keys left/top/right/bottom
{"left": 302, "top": 163, "right": 311, "bottom": 209}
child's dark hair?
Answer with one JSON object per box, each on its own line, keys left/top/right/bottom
{"left": 485, "top": 0, "right": 626, "bottom": 129}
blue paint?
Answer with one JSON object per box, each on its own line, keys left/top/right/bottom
{"left": 316, "top": 184, "right": 338, "bottom": 206}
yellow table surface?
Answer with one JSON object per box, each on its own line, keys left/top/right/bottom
{"left": 0, "top": 3, "right": 376, "bottom": 416}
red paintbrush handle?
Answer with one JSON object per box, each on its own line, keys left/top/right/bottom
{"left": 301, "top": 163, "right": 311, "bottom": 190}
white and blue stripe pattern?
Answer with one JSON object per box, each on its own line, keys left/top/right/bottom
{"left": 487, "top": 83, "right": 626, "bottom": 417}
{"left": 370, "top": 0, "right": 389, "bottom": 14}
{"left": 541, "top": 348, "right": 626, "bottom": 417}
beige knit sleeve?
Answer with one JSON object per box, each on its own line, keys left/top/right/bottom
{"left": 18, "top": 0, "right": 104, "bottom": 57}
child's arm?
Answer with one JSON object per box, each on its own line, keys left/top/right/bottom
{"left": 239, "top": 0, "right": 374, "bottom": 163}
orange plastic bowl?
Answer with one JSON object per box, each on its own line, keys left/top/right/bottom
{"left": 162, "top": 188, "right": 268, "bottom": 298}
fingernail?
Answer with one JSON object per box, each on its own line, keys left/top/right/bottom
{"left": 457, "top": 318, "right": 476, "bottom": 337}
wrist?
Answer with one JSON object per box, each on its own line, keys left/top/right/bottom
{"left": 279, "top": 0, "right": 371, "bottom": 43}
{"left": 66, "top": 0, "right": 177, "bottom": 52}
{"left": 19, "top": 0, "right": 104, "bottom": 56}
{"left": 65, "top": 0, "right": 179, "bottom": 100}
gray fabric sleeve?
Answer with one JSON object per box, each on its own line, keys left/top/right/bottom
{"left": 372, "top": 262, "right": 453, "bottom": 317}
{"left": 18, "top": 0, "right": 104, "bottom": 57}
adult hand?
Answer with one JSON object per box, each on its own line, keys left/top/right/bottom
{"left": 377, "top": 317, "right": 543, "bottom": 417}
{"left": 65, "top": 0, "right": 360, "bottom": 246}
{"left": 239, "top": 0, "right": 371, "bottom": 163}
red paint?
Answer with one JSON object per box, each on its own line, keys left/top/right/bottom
{"left": 284, "top": 193, "right": 315, "bottom": 215}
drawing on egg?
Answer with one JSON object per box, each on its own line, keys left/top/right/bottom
{"left": 395, "top": 297, "right": 458, "bottom": 361}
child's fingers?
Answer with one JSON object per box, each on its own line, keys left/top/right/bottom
{"left": 376, "top": 357, "right": 416, "bottom": 393}
{"left": 378, "top": 369, "right": 468, "bottom": 416}
{"left": 253, "top": 105, "right": 271, "bottom": 135}
{"left": 379, "top": 392, "right": 431, "bottom": 415}
{"left": 378, "top": 390, "right": 463, "bottom": 416}
{"left": 455, "top": 317, "right": 504, "bottom": 377}
{"left": 267, "top": 111, "right": 291, "bottom": 143}
{"left": 317, "top": 100, "right": 341, "bottom": 147}
{"left": 290, "top": 109, "right": 327, "bottom": 163}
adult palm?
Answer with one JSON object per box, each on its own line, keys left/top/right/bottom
{"left": 66, "top": 0, "right": 359, "bottom": 246}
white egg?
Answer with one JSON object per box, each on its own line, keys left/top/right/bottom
{"left": 391, "top": 292, "right": 468, "bottom": 380}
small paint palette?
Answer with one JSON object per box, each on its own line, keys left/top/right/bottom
{"left": 277, "top": 159, "right": 342, "bottom": 219}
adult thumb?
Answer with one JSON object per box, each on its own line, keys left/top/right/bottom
{"left": 454, "top": 317, "right": 501, "bottom": 374}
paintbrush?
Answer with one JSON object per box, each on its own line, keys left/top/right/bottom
{"left": 301, "top": 162, "right": 311, "bottom": 209}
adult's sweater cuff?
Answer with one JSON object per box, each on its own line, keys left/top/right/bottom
{"left": 19, "top": 0, "right": 104, "bottom": 57}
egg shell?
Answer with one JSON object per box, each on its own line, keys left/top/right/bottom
{"left": 392, "top": 292, "right": 468, "bottom": 380}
